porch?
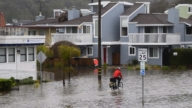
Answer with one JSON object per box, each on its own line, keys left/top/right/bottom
{"left": 51, "top": 33, "right": 93, "bottom": 45}
{"left": 128, "top": 33, "right": 180, "bottom": 44}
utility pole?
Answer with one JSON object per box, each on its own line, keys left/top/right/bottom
{"left": 98, "top": 0, "right": 101, "bottom": 80}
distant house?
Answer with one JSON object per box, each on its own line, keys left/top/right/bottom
{"left": 164, "top": 4, "right": 192, "bottom": 19}
{"left": 0, "top": 12, "right": 45, "bottom": 80}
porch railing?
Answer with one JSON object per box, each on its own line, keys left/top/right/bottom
{"left": 51, "top": 33, "right": 93, "bottom": 45}
{"left": 128, "top": 33, "right": 180, "bottom": 43}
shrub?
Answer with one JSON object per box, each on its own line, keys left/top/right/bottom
{"left": 102, "top": 63, "right": 108, "bottom": 68}
{"left": 19, "top": 78, "right": 34, "bottom": 85}
{"left": 161, "top": 66, "right": 170, "bottom": 71}
{"left": 127, "top": 66, "right": 133, "bottom": 70}
{"left": 135, "top": 65, "right": 140, "bottom": 70}
{"left": 152, "top": 65, "right": 161, "bottom": 70}
{"left": 0, "top": 78, "right": 12, "bottom": 91}
{"left": 177, "top": 65, "right": 186, "bottom": 70}
{"left": 132, "top": 59, "right": 139, "bottom": 65}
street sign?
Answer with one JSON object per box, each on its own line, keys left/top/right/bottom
{"left": 138, "top": 48, "right": 147, "bottom": 62}
{"left": 140, "top": 69, "right": 145, "bottom": 75}
{"left": 140, "top": 62, "right": 145, "bottom": 70}
{"left": 36, "top": 51, "right": 47, "bottom": 64}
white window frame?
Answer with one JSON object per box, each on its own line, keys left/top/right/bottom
{"left": 20, "top": 47, "right": 27, "bottom": 62}
{"left": 148, "top": 47, "right": 159, "bottom": 58}
{"left": 86, "top": 46, "right": 93, "bottom": 56}
{"left": 8, "top": 48, "right": 15, "bottom": 62}
{"left": 28, "top": 47, "right": 34, "bottom": 61}
{"left": 0, "top": 48, "right": 6, "bottom": 63}
{"left": 120, "top": 18, "right": 128, "bottom": 37}
{"left": 94, "top": 19, "right": 98, "bottom": 38}
{"left": 128, "top": 46, "right": 136, "bottom": 56}
{"left": 83, "top": 25, "right": 91, "bottom": 33}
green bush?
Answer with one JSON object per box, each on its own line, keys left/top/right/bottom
{"left": 102, "top": 63, "right": 108, "bottom": 68}
{"left": 127, "top": 66, "right": 133, "bottom": 70}
{"left": 19, "top": 78, "right": 34, "bottom": 85}
{"left": 161, "top": 66, "right": 170, "bottom": 71}
{"left": 132, "top": 59, "right": 139, "bottom": 65}
{"left": 177, "top": 65, "right": 186, "bottom": 70}
{"left": 0, "top": 78, "right": 12, "bottom": 91}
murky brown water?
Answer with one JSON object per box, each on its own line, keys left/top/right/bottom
{"left": 1, "top": 68, "right": 192, "bottom": 108}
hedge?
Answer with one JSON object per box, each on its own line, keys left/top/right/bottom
{"left": 169, "top": 48, "right": 192, "bottom": 66}
{"left": 0, "top": 78, "right": 12, "bottom": 91}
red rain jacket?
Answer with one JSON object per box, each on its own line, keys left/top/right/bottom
{"left": 113, "top": 69, "right": 123, "bottom": 78}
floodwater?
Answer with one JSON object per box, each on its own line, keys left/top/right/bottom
{"left": 1, "top": 68, "right": 192, "bottom": 108}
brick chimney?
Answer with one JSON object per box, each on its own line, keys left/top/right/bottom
{"left": 0, "top": 12, "right": 5, "bottom": 27}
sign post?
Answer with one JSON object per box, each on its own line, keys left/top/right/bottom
{"left": 36, "top": 51, "right": 47, "bottom": 88}
{"left": 138, "top": 48, "right": 147, "bottom": 106}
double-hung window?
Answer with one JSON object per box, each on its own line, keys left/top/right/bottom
{"left": 87, "top": 47, "right": 93, "bottom": 56}
{"left": 20, "top": 47, "right": 27, "bottom": 62}
{"left": 121, "top": 19, "right": 127, "bottom": 36}
{"left": 149, "top": 48, "right": 159, "bottom": 58}
{"left": 0, "top": 48, "right": 6, "bottom": 63}
{"left": 83, "top": 25, "right": 90, "bottom": 33}
{"left": 8, "top": 48, "right": 15, "bottom": 62}
{"left": 129, "top": 46, "right": 136, "bottom": 56}
{"left": 28, "top": 47, "right": 34, "bottom": 61}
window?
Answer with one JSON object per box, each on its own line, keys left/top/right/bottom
{"left": 28, "top": 47, "right": 34, "bottom": 61}
{"left": 163, "top": 26, "right": 167, "bottom": 33}
{"left": 186, "top": 25, "right": 192, "bottom": 34}
{"left": 129, "top": 46, "right": 136, "bottom": 56}
{"left": 86, "top": 47, "right": 93, "bottom": 55}
{"left": 28, "top": 30, "right": 36, "bottom": 35}
{"left": 83, "top": 26, "right": 90, "bottom": 33}
{"left": 121, "top": 19, "right": 127, "bottom": 36}
{"left": 0, "top": 48, "right": 6, "bottom": 63}
{"left": 8, "top": 48, "right": 15, "bottom": 62}
{"left": 56, "top": 28, "right": 64, "bottom": 33}
{"left": 20, "top": 47, "right": 26, "bottom": 62}
{"left": 145, "top": 26, "right": 158, "bottom": 33}
{"left": 66, "top": 27, "right": 77, "bottom": 33}
{"left": 39, "top": 29, "right": 45, "bottom": 35}
{"left": 94, "top": 20, "right": 98, "bottom": 36}
{"left": 149, "top": 48, "right": 159, "bottom": 58}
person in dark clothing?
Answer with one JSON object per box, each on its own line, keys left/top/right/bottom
{"left": 113, "top": 67, "right": 123, "bottom": 87}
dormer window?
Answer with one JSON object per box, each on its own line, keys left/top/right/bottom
{"left": 121, "top": 19, "right": 127, "bottom": 36}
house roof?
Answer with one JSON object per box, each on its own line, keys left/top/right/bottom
{"left": 26, "top": 18, "right": 58, "bottom": 25}
{"left": 94, "top": 3, "right": 117, "bottom": 16}
{"left": 188, "top": 15, "right": 192, "bottom": 20}
{"left": 15, "top": 20, "right": 34, "bottom": 26}
{"left": 130, "top": 14, "right": 172, "bottom": 24}
{"left": 53, "top": 14, "right": 93, "bottom": 25}
{"left": 121, "top": 3, "right": 143, "bottom": 16}
{"left": 130, "top": 13, "right": 192, "bottom": 25}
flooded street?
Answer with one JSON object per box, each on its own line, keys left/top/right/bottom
{"left": 1, "top": 68, "right": 192, "bottom": 108}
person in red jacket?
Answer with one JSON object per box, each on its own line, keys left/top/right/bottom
{"left": 113, "top": 67, "right": 123, "bottom": 87}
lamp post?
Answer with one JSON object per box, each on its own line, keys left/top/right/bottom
{"left": 98, "top": 0, "right": 101, "bottom": 80}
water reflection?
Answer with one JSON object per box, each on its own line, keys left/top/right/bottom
{"left": 1, "top": 68, "right": 192, "bottom": 108}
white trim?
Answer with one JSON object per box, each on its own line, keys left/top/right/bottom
{"left": 128, "top": 22, "right": 137, "bottom": 24}
{"left": 120, "top": 16, "right": 129, "bottom": 18}
{"left": 181, "top": 42, "right": 192, "bottom": 44}
{"left": 136, "top": 24, "right": 174, "bottom": 26}
{"left": 148, "top": 47, "right": 159, "bottom": 59}
{"left": 120, "top": 42, "right": 181, "bottom": 45}
{"left": 128, "top": 46, "right": 136, "bottom": 56}
{"left": 88, "top": 1, "right": 110, "bottom": 7}
{"left": 86, "top": 46, "right": 93, "bottom": 56}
